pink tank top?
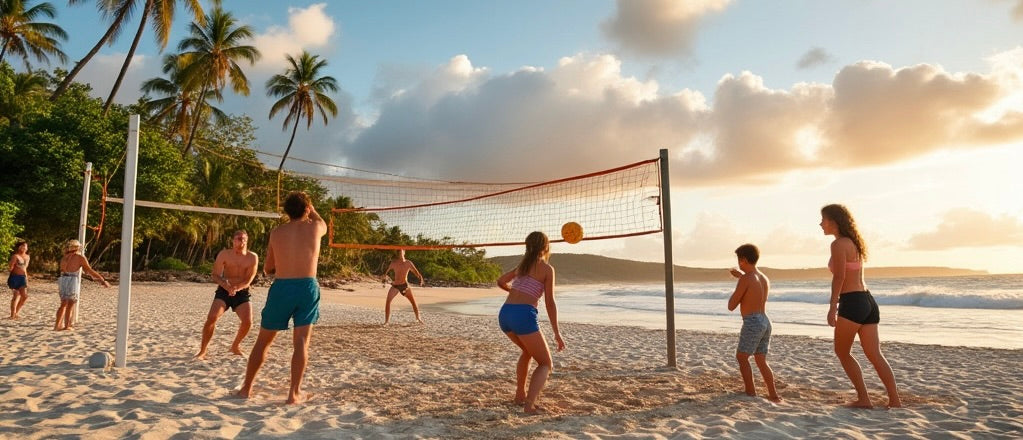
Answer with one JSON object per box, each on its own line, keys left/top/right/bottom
{"left": 511, "top": 275, "right": 545, "bottom": 299}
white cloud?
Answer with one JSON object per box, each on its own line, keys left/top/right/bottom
{"left": 75, "top": 53, "right": 157, "bottom": 105}
{"left": 320, "top": 48, "right": 1023, "bottom": 191}
{"left": 677, "top": 212, "right": 743, "bottom": 263}
{"left": 601, "top": 0, "right": 731, "bottom": 57}
{"left": 251, "top": 3, "right": 336, "bottom": 71}
{"left": 759, "top": 225, "right": 826, "bottom": 256}
{"left": 907, "top": 208, "right": 1023, "bottom": 250}
{"left": 342, "top": 53, "right": 706, "bottom": 180}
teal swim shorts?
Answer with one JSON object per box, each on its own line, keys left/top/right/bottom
{"left": 261, "top": 278, "right": 320, "bottom": 330}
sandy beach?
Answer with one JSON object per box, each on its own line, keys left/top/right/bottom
{"left": 1, "top": 279, "right": 1021, "bottom": 439}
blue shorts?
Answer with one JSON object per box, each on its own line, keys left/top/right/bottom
{"left": 261, "top": 278, "right": 320, "bottom": 331}
{"left": 7, "top": 274, "right": 26, "bottom": 290}
{"left": 498, "top": 303, "right": 540, "bottom": 335}
{"left": 737, "top": 313, "right": 772, "bottom": 355}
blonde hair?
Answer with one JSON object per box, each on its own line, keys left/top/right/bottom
{"left": 65, "top": 239, "right": 82, "bottom": 253}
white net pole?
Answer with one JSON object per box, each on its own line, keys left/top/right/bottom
{"left": 115, "top": 116, "right": 139, "bottom": 368}
{"left": 74, "top": 162, "right": 91, "bottom": 324}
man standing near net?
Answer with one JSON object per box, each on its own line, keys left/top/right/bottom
{"left": 237, "top": 192, "right": 326, "bottom": 404}
{"left": 382, "top": 248, "right": 425, "bottom": 324}
{"left": 195, "top": 230, "right": 258, "bottom": 360}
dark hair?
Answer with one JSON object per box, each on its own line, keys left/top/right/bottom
{"left": 734, "top": 243, "right": 760, "bottom": 265}
{"left": 13, "top": 241, "right": 26, "bottom": 252}
{"left": 283, "top": 192, "right": 311, "bottom": 220}
{"left": 516, "top": 231, "right": 550, "bottom": 276}
{"left": 821, "top": 204, "right": 868, "bottom": 260}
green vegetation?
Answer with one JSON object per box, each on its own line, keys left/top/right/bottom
{"left": 0, "top": 4, "right": 499, "bottom": 283}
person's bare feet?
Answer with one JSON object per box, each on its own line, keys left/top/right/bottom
{"left": 416, "top": 317, "right": 424, "bottom": 324}
{"left": 65, "top": 326, "right": 74, "bottom": 331}
{"left": 767, "top": 394, "right": 782, "bottom": 403}
{"left": 230, "top": 346, "right": 245, "bottom": 356}
{"left": 523, "top": 404, "right": 548, "bottom": 415}
{"left": 844, "top": 399, "right": 873, "bottom": 409}
{"left": 886, "top": 398, "right": 902, "bottom": 409}
{"left": 513, "top": 394, "right": 526, "bottom": 405}
{"left": 286, "top": 391, "right": 313, "bottom": 405}
{"left": 194, "top": 352, "right": 208, "bottom": 361}
{"left": 234, "top": 388, "right": 252, "bottom": 399}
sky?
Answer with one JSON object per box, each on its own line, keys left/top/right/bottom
{"left": 38, "top": 0, "right": 1023, "bottom": 274}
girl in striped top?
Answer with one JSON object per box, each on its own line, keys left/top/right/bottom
{"left": 496, "top": 231, "right": 565, "bottom": 414}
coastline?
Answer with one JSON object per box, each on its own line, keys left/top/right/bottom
{"left": 0, "top": 280, "right": 1020, "bottom": 438}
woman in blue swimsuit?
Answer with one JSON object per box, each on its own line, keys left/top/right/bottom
{"left": 496, "top": 231, "right": 565, "bottom": 414}
{"left": 8, "top": 241, "right": 30, "bottom": 320}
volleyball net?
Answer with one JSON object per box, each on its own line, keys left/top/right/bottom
{"left": 313, "top": 158, "right": 664, "bottom": 250}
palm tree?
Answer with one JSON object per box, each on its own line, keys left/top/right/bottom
{"left": 177, "top": 6, "right": 259, "bottom": 155}
{"left": 50, "top": 0, "right": 185, "bottom": 101}
{"left": 0, "top": 68, "right": 48, "bottom": 126}
{"left": 101, "top": 0, "right": 204, "bottom": 114}
{"left": 266, "top": 51, "right": 339, "bottom": 173}
{"left": 140, "top": 53, "right": 226, "bottom": 143}
{"left": 192, "top": 155, "right": 241, "bottom": 261}
{"left": 0, "top": 0, "right": 67, "bottom": 69}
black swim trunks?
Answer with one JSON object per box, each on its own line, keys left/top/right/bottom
{"left": 214, "top": 286, "right": 252, "bottom": 311}
{"left": 392, "top": 283, "right": 409, "bottom": 296}
{"left": 838, "top": 290, "right": 880, "bottom": 325}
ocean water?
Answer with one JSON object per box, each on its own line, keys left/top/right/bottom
{"left": 441, "top": 274, "right": 1023, "bottom": 350}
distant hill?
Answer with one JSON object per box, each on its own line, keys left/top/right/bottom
{"left": 489, "top": 253, "right": 987, "bottom": 285}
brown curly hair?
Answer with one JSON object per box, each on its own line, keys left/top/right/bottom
{"left": 822, "top": 204, "right": 868, "bottom": 261}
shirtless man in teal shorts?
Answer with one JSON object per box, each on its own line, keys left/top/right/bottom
{"left": 236, "top": 191, "right": 326, "bottom": 404}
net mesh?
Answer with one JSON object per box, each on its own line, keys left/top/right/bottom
{"left": 316, "top": 158, "right": 664, "bottom": 250}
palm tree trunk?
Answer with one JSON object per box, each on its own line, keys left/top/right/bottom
{"left": 182, "top": 83, "right": 210, "bottom": 155}
{"left": 277, "top": 117, "right": 301, "bottom": 172}
{"left": 50, "top": 6, "right": 131, "bottom": 101}
{"left": 103, "top": 0, "right": 154, "bottom": 115}
{"left": 275, "top": 117, "right": 301, "bottom": 208}
{"left": 0, "top": 44, "right": 8, "bottom": 65}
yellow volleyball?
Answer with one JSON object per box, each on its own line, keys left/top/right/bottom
{"left": 561, "top": 222, "right": 584, "bottom": 244}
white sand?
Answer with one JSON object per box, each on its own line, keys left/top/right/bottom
{"left": 1, "top": 279, "right": 1021, "bottom": 439}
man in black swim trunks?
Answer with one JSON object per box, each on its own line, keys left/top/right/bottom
{"left": 382, "top": 249, "right": 425, "bottom": 324}
{"left": 195, "top": 230, "right": 259, "bottom": 360}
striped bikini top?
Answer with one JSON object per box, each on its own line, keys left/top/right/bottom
{"left": 511, "top": 275, "right": 545, "bottom": 299}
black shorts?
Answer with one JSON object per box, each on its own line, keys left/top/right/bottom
{"left": 838, "top": 291, "right": 880, "bottom": 325}
{"left": 214, "top": 286, "right": 251, "bottom": 311}
{"left": 392, "top": 283, "right": 409, "bottom": 296}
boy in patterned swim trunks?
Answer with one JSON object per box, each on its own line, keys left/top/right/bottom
{"left": 727, "top": 243, "right": 780, "bottom": 402}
